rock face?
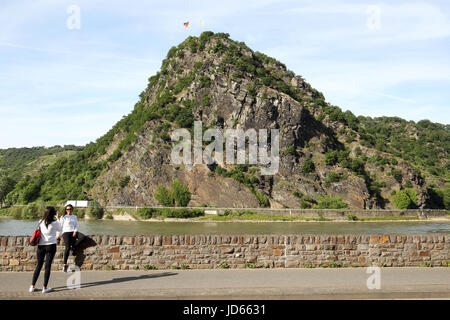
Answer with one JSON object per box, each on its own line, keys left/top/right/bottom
{"left": 88, "top": 32, "right": 435, "bottom": 209}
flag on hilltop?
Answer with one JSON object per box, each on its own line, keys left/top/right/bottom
{"left": 183, "top": 22, "right": 189, "bottom": 27}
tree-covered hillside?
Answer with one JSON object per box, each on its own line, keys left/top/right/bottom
{"left": 0, "top": 145, "right": 83, "bottom": 180}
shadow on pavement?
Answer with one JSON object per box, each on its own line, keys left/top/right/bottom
{"left": 52, "top": 272, "right": 178, "bottom": 291}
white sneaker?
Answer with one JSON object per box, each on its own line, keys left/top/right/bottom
{"left": 42, "top": 288, "right": 53, "bottom": 293}
{"left": 29, "top": 286, "right": 36, "bottom": 293}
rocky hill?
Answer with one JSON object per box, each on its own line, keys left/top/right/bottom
{"left": 5, "top": 32, "right": 449, "bottom": 209}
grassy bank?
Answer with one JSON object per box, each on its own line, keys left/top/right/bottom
{"left": 198, "top": 210, "right": 331, "bottom": 222}
{"left": 0, "top": 204, "right": 87, "bottom": 220}
{"left": 1, "top": 205, "right": 448, "bottom": 222}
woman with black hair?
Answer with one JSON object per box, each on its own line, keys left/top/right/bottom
{"left": 29, "top": 206, "right": 62, "bottom": 293}
{"left": 59, "top": 204, "right": 83, "bottom": 273}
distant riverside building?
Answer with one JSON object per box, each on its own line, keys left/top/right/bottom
{"left": 65, "top": 200, "right": 89, "bottom": 208}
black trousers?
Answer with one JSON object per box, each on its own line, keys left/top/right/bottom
{"left": 62, "top": 232, "right": 86, "bottom": 265}
{"left": 32, "top": 244, "right": 56, "bottom": 287}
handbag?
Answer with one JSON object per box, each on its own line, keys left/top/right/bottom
{"left": 29, "top": 222, "right": 41, "bottom": 246}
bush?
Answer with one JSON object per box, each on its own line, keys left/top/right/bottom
{"left": 325, "top": 150, "right": 349, "bottom": 166}
{"left": 254, "top": 191, "right": 270, "bottom": 207}
{"left": 104, "top": 212, "right": 113, "bottom": 219}
{"left": 391, "top": 169, "right": 403, "bottom": 184}
{"left": 392, "top": 189, "right": 418, "bottom": 209}
{"left": 327, "top": 172, "right": 342, "bottom": 183}
{"left": 199, "top": 76, "right": 211, "bottom": 88}
{"left": 300, "top": 200, "right": 312, "bottom": 209}
{"left": 316, "top": 195, "right": 348, "bottom": 209}
{"left": 301, "top": 159, "right": 315, "bottom": 174}
{"left": 137, "top": 208, "right": 157, "bottom": 219}
{"left": 74, "top": 208, "right": 86, "bottom": 219}
{"left": 167, "top": 46, "right": 177, "bottom": 59}
{"left": 119, "top": 176, "right": 130, "bottom": 188}
{"left": 87, "top": 200, "right": 104, "bottom": 219}
{"left": 138, "top": 208, "right": 204, "bottom": 219}
{"left": 4, "top": 206, "right": 23, "bottom": 219}
{"left": 161, "top": 208, "right": 203, "bottom": 218}
{"left": 201, "top": 94, "right": 211, "bottom": 107}
{"left": 21, "top": 201, "right": 46, "bottom": 220}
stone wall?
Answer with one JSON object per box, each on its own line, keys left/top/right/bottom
{"left": 0, "top": 234, "right": 448, "bottom": 271}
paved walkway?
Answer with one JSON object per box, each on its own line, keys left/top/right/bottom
{"left": 0, "top": 268, "right": 449, "bottom": 299}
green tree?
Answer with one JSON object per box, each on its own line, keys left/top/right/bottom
{"left": 444, "top": 188, "right": 450, "bottom": 209}
{"left": 316, "top": 195, "right": 348, "bottom": 209}
{"left": 153, "top": 180, "right": 191, "bottom": 207}
{"left": 0, "top": 173, "right": 15, "bottom": 207}
{"left": 171, "top": 179, "right": 191, "bottom": 207}
{"left": 21, "top": 201, "right": 45, "bottom": 220}
{"left": 392, "top": 189, "right": 418, "bottom": 209}
{"left": 87, "top": 200, "right": 104, "bottom": 219}
{"left": 154, "top": 183, "right": 174, "bottom": 207}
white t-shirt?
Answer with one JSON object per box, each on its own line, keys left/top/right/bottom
{"left": 38, "top": 220, "right": 62, "bottom": 245}
{"left": 59, "top": 214, "right": 79, "bottom": 233}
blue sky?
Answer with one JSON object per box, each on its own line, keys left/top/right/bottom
{"left": 0, "top": 0, "right": 449, "bottom": 148}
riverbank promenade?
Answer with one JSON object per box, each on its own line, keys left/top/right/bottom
{"left": 0, "top": 268, "right": 449, "bottom": 299}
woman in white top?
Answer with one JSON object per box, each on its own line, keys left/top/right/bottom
{"left": 59, "top": 204, "right": 83, "bottom": 273}
{"left": 30, "top": 206, "right": 62, "bottom": 293}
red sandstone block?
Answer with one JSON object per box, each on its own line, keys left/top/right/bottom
{"left": 108, "top": 247, "right": 119, "bottom": 253}
{"left": 370, "top": 236, "right": 380, "bottom": 244}
{"left": 112, "top": 253, "right": 121, "bottom": 260}
{"left": 162, "top": 236, "right": 172, "bottom": 245}
{"left": 273, "top": 249, "right": 283, "bottom": 256}
{"left": 220, "top": 247, "right": 234, "bottom": 254}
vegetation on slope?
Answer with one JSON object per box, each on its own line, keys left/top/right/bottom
{"left": 2, "top": 31, "right": 449, "bottom": 209}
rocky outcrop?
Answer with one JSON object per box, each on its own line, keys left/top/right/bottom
{"left": 88, "top": 33, "right": 437, "bottom": 209}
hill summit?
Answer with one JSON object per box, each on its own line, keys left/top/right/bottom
{"left": 5, "top": 31, "right": 449, "bottom": 209}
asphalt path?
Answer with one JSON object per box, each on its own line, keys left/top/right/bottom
{"left": 0, "top": 268, "right": 449, "bottom": 300}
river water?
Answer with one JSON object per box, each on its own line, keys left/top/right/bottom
{"left": 0, "top": 218, "right": 449, "bottom": 236}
